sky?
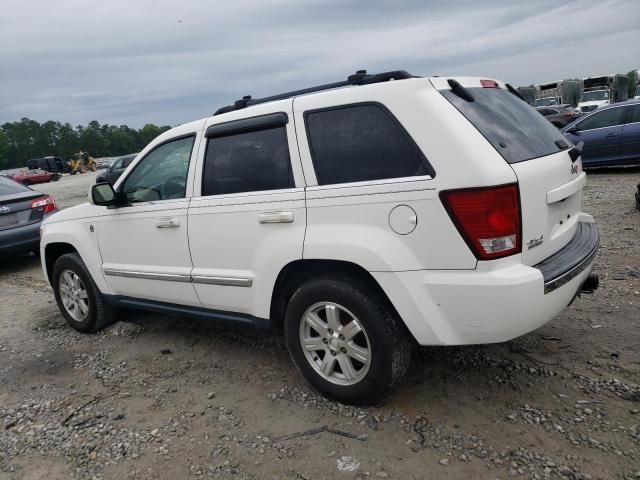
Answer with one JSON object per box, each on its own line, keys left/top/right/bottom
{"left": 0, "top": 0, "right": 638, "bottom": 127}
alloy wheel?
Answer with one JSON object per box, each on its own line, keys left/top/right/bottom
{"left": 299, "top": 302, "right": 371, "bottom": 386}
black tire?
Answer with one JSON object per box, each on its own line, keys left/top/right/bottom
{"left": 22, "top": 180, "right": 30, "bottom": 186}
{"left": 52, "top": 252, "right": 117, "bottom": 333}
{"left": 284, "top": 275, "right": 412, "bottom": 405}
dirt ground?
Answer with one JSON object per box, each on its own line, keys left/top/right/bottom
{"left": 1, "top": 169, "right": 639, "bottom": 480}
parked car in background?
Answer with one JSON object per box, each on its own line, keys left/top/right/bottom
{"left": 0, "top": 175, "right": 57, "bottom": 256}
{"left": 9, "top": 169, "right": 61, "bottom": 185}
{"left": 41, "top": 71, "right": 599, "bottom": 404}
{"left": 577, "top": 74, "right": 629, "bottom": 114}
{"left": 535, "top": 105, "right": 580, "bottom": 128}
{"left": 562, "top": 100, "right": 640, "bottom": 167}
{"left": 95, "top": 154, "right": 137, "bottom": 185}
{"left": 27, "top": 156, "right": 70, "bottom": 173}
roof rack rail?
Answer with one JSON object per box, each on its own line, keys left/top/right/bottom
{"left": 214, "top": 69, "right": 416, "bottom": 115}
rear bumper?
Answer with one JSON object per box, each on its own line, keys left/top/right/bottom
{"left": 373, "top": 221, "right": 598, "bottom": 346}
{"left": 534, "top": 222, "right": 599, "bottom": 294}
{"left": 0, "top": 221, "right": 42, "bottom": 255}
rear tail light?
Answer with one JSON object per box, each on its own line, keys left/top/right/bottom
{"left": 440, "top": 184, "right": 521, "bottom": 260}
{"left": 31, "top": 196, "right": 56, "bottom": 214}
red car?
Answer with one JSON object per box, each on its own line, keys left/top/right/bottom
{"left": 9, "top": 169, "right": 61, "bottom": 186}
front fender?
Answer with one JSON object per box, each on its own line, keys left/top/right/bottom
{"left": 40, "top": 220, "right": 108, "bottom": 293}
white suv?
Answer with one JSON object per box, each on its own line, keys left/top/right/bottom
{"left": 41, "top": 70, "right": 599, "bottom": 404}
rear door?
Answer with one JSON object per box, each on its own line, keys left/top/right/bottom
{"left": 565, "top": 106, "right": 627, "bottom": 166}
{"left": 433, "top": 78, "right": 590, "bottom": 266}
{"left": 188, "top": 101, "right": 307, "bottom": 317}
{"left": 620, "top": 104, "right": 640, "bottom": 164}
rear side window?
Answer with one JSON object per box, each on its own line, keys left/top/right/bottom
{"left": 202, "top": 127, "right": 294, "bottom": 196}
{"left": 305, "top": 104, "right": 432, "bottom": 185}
{"left": 442, "top": 88, "right": 569, "bottom": 164}
{"left": 0, "top": 175, "right": 29, "bottom": 195}
{"left": 576, "top": 107, "right": 627, "bottom": 131}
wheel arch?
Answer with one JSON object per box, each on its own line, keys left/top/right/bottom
{"left": 44, "top": 242, "right": 78, "bottom": 284}
{"left": 269, "top": 259, "right": 415, "bottom": 342}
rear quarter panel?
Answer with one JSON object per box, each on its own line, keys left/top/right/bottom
{"left": 294, "top": 78, "right": 517, "bottom": 272}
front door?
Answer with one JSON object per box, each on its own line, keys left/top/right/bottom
{"left": 566, "top": 106, "right": 628, "bottom": 166}
{"left": 188, "top": 103, "right": 307, "bottom": 319}
{"left": 95, "top": 133, "right": 201, "bottom": 306}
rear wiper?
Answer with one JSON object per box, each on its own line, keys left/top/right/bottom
{"left": 447, "top": 79, "right": 474, "bottom": 102}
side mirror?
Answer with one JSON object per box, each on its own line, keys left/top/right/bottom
{"left": 566, "top": 125, "right": 579, "bottom": 134}
{"left": 90, "top": 182, "right": 118, "bottom": 207}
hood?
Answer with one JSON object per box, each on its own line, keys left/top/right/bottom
{"left": 578, "top": 100, "right": 609, "bottom": 108}
{"left": 43, "top": 202, "right": 100, "bottom": 224}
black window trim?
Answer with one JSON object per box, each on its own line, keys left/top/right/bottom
{"left": 623, "top": 103, "right": 640, "bottom": 125}
{"left": 302, "top": 101, "right": 436, "bottom": 186}
{"left": 119, "top": 132, "right": 197, "bottom": 202}
{"left": 573, "top": 105, "right": 629, "bottom": 133}
{"left": 201, "top": 120, "right": 295, "bottom": 197}
{"left": 206, "top": 112, "right": 288, "bottom": 139}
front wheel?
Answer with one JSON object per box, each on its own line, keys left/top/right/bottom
{"left": 284, "top": 276, "right": 412, "bottom": 405}
{"left": 52, "top": 253, "right": 117, "bottom": 332}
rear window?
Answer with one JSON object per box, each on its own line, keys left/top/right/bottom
{"left": 442, "top": 87, "right": 570, "bottom": 164}
{"left": 0, "top": 175, "right": 29, "bottom": 195}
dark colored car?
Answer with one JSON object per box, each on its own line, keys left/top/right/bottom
{"left": 535, "top": 105, "right": 580, "bottom": 128}
{"left": 27, "top": 156, "right": 70, "bottom": 173}
{"left": 96, "top": 154, "right": 136, "bottom": 185}
{"left": 0, "top": 175, "right": 57, "bottom": 256}
{"left": 9, "top": 169, "right": 60, "bottom": 185}
{"left": 562, "top": 100, "right": 640, "bottom": 167}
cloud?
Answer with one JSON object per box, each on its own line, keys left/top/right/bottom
{"left": 0, "top": 0, "right": 638, "bottom": 126}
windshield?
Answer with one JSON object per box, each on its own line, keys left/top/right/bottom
{"left": 580, "top": 90, "right": 609, "bottom": 102}
{"left": 441, "top": 87, "right": 570, "bottom": 164}
{"left": 0, "top": 175, "right": 30, "bottom": 195}
{"left": 534, "top": 98, "right": 559, "bottom": 106}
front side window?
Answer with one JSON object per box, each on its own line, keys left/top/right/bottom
{"left": 305, "top": 104, "right": 431, "bottom": 185}
{"left": 121, "top": 135, "right": 194, "bottom": 203}
{"left": 110, "top": 159, "right": 123, "bottom": 171}
{"left": 202, "top": 127, "right": 293, "bottom": 196}
{"left": 575, "top": 107, "right": 627, "bottom": 132}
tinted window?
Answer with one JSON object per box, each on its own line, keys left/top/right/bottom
{"left": 202, "top": 127, "right": 293, "bottom": 196}
{"left": 627, "top": 105, "right": 640, "bottom": 124}
{"left": 442, "top": 88, "right": 569, "bottom": 164}
{"left": 122, "top": 136, "right": 194, "bottom": 203}
{"left": 576, "top": 107, "right": 627, "bottom": 131}
{"left": 305, "top": 104, "right": 430, "bottom": 185}
{"left": 110, "top": 159, "right": 123, "bottom": 171}
{"left": 0, "top": 175, "right": 29, "bottom": 195}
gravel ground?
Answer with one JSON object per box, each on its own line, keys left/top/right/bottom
{"left": 0, "top": 169, "right": 639, "bottom": 480}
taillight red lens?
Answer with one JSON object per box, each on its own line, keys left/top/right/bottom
{"left": 31, "top": 196, "right": 56, "bottom": 214}
{"left": 440, "top": 184, "right": 521, "bottom": 260}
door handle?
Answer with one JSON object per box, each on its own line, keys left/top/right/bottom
{"left": 605, "top": 133, "right": 618, "bottom": 137}
{"left": 155, "top": 218, "right": 180, "bottom": 228}
{"left": 258, "top": 211, "right": 294, "bottom": 223}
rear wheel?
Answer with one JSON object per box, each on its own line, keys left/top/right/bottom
{"left": 284, "top": 276, "right": 412, "bottom": 405}
{"left": 22, "top": 180, "right": 30, "bottom": 186}
{"left": 52, "top": 253, "right": 117, "bottom": 332}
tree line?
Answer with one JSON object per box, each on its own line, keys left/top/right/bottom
{"left": 0, "top": 118, "right": 172, "bottom": 170}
